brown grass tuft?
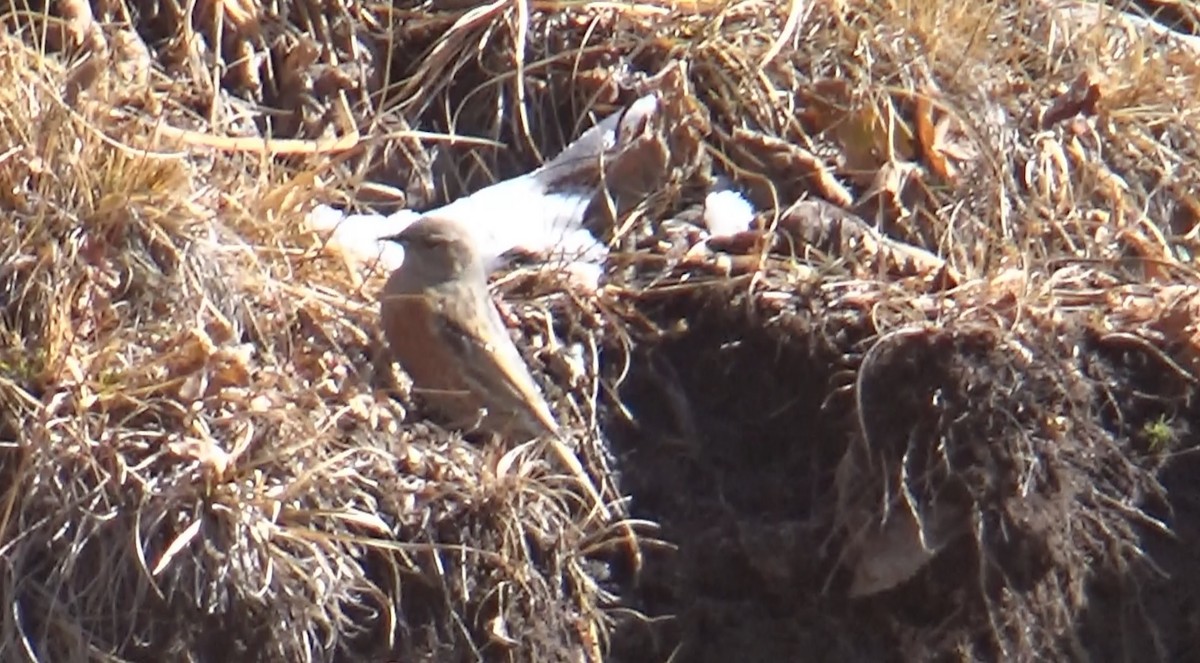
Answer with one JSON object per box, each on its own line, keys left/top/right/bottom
{"left": 2, "top": 0, "right": 1200, "bottom": 661}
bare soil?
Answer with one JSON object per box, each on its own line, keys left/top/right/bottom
{"left": 601, "top": 279, "right": 1200, "bottom": 662}
{"left": 2, "top": 0, "right": 1200, "bottom": 661}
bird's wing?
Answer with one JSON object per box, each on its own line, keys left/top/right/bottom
{"left": 433, "top": 293, "right": 559, "bottom": 435}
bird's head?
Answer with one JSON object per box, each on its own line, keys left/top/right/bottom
{"left": 383, "top": 216, "right": 482, "bottom": 283}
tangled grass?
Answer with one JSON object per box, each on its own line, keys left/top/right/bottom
{"left": 1, "top": 0, "right": 1199, "bottom": 661}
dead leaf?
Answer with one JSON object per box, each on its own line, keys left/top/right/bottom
{"left": 1040, "top": 70, "right": 1105, "bottom": 129}
{"left": 729, "top": 129, "right": 854, "bottom": 207}
{"left": 848, "top": 507, "right": 937, "bottom": 598}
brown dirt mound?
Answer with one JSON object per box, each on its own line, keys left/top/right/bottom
{"left": 599, "top": 262, "right": 1198, "bottom": 661}
{"left": 2, "top": 0, "right": 1200, "bottom": 662}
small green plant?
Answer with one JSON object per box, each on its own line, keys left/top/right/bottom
{"left": 0, "top": 348, "right": 44, "bottom": 384}
{"left": 1142, "top": 415, "right": 1176, "bottom": 454}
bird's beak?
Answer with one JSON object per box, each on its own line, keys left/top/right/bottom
{"left": 380, "top": 233, "right": 408, "bottom": 246}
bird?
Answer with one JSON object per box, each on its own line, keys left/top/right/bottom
{"left": 379, "top": 215, "right": 610, "bottom": 518}
{"left": 378, "top": 215, "right": 560, "bottom": 440}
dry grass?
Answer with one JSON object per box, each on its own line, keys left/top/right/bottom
{"left": 0, "top": 4, "right": 625, "bottom": 660}
{"left": 0, "top": 0, "right": 1199, "bottom": 661}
